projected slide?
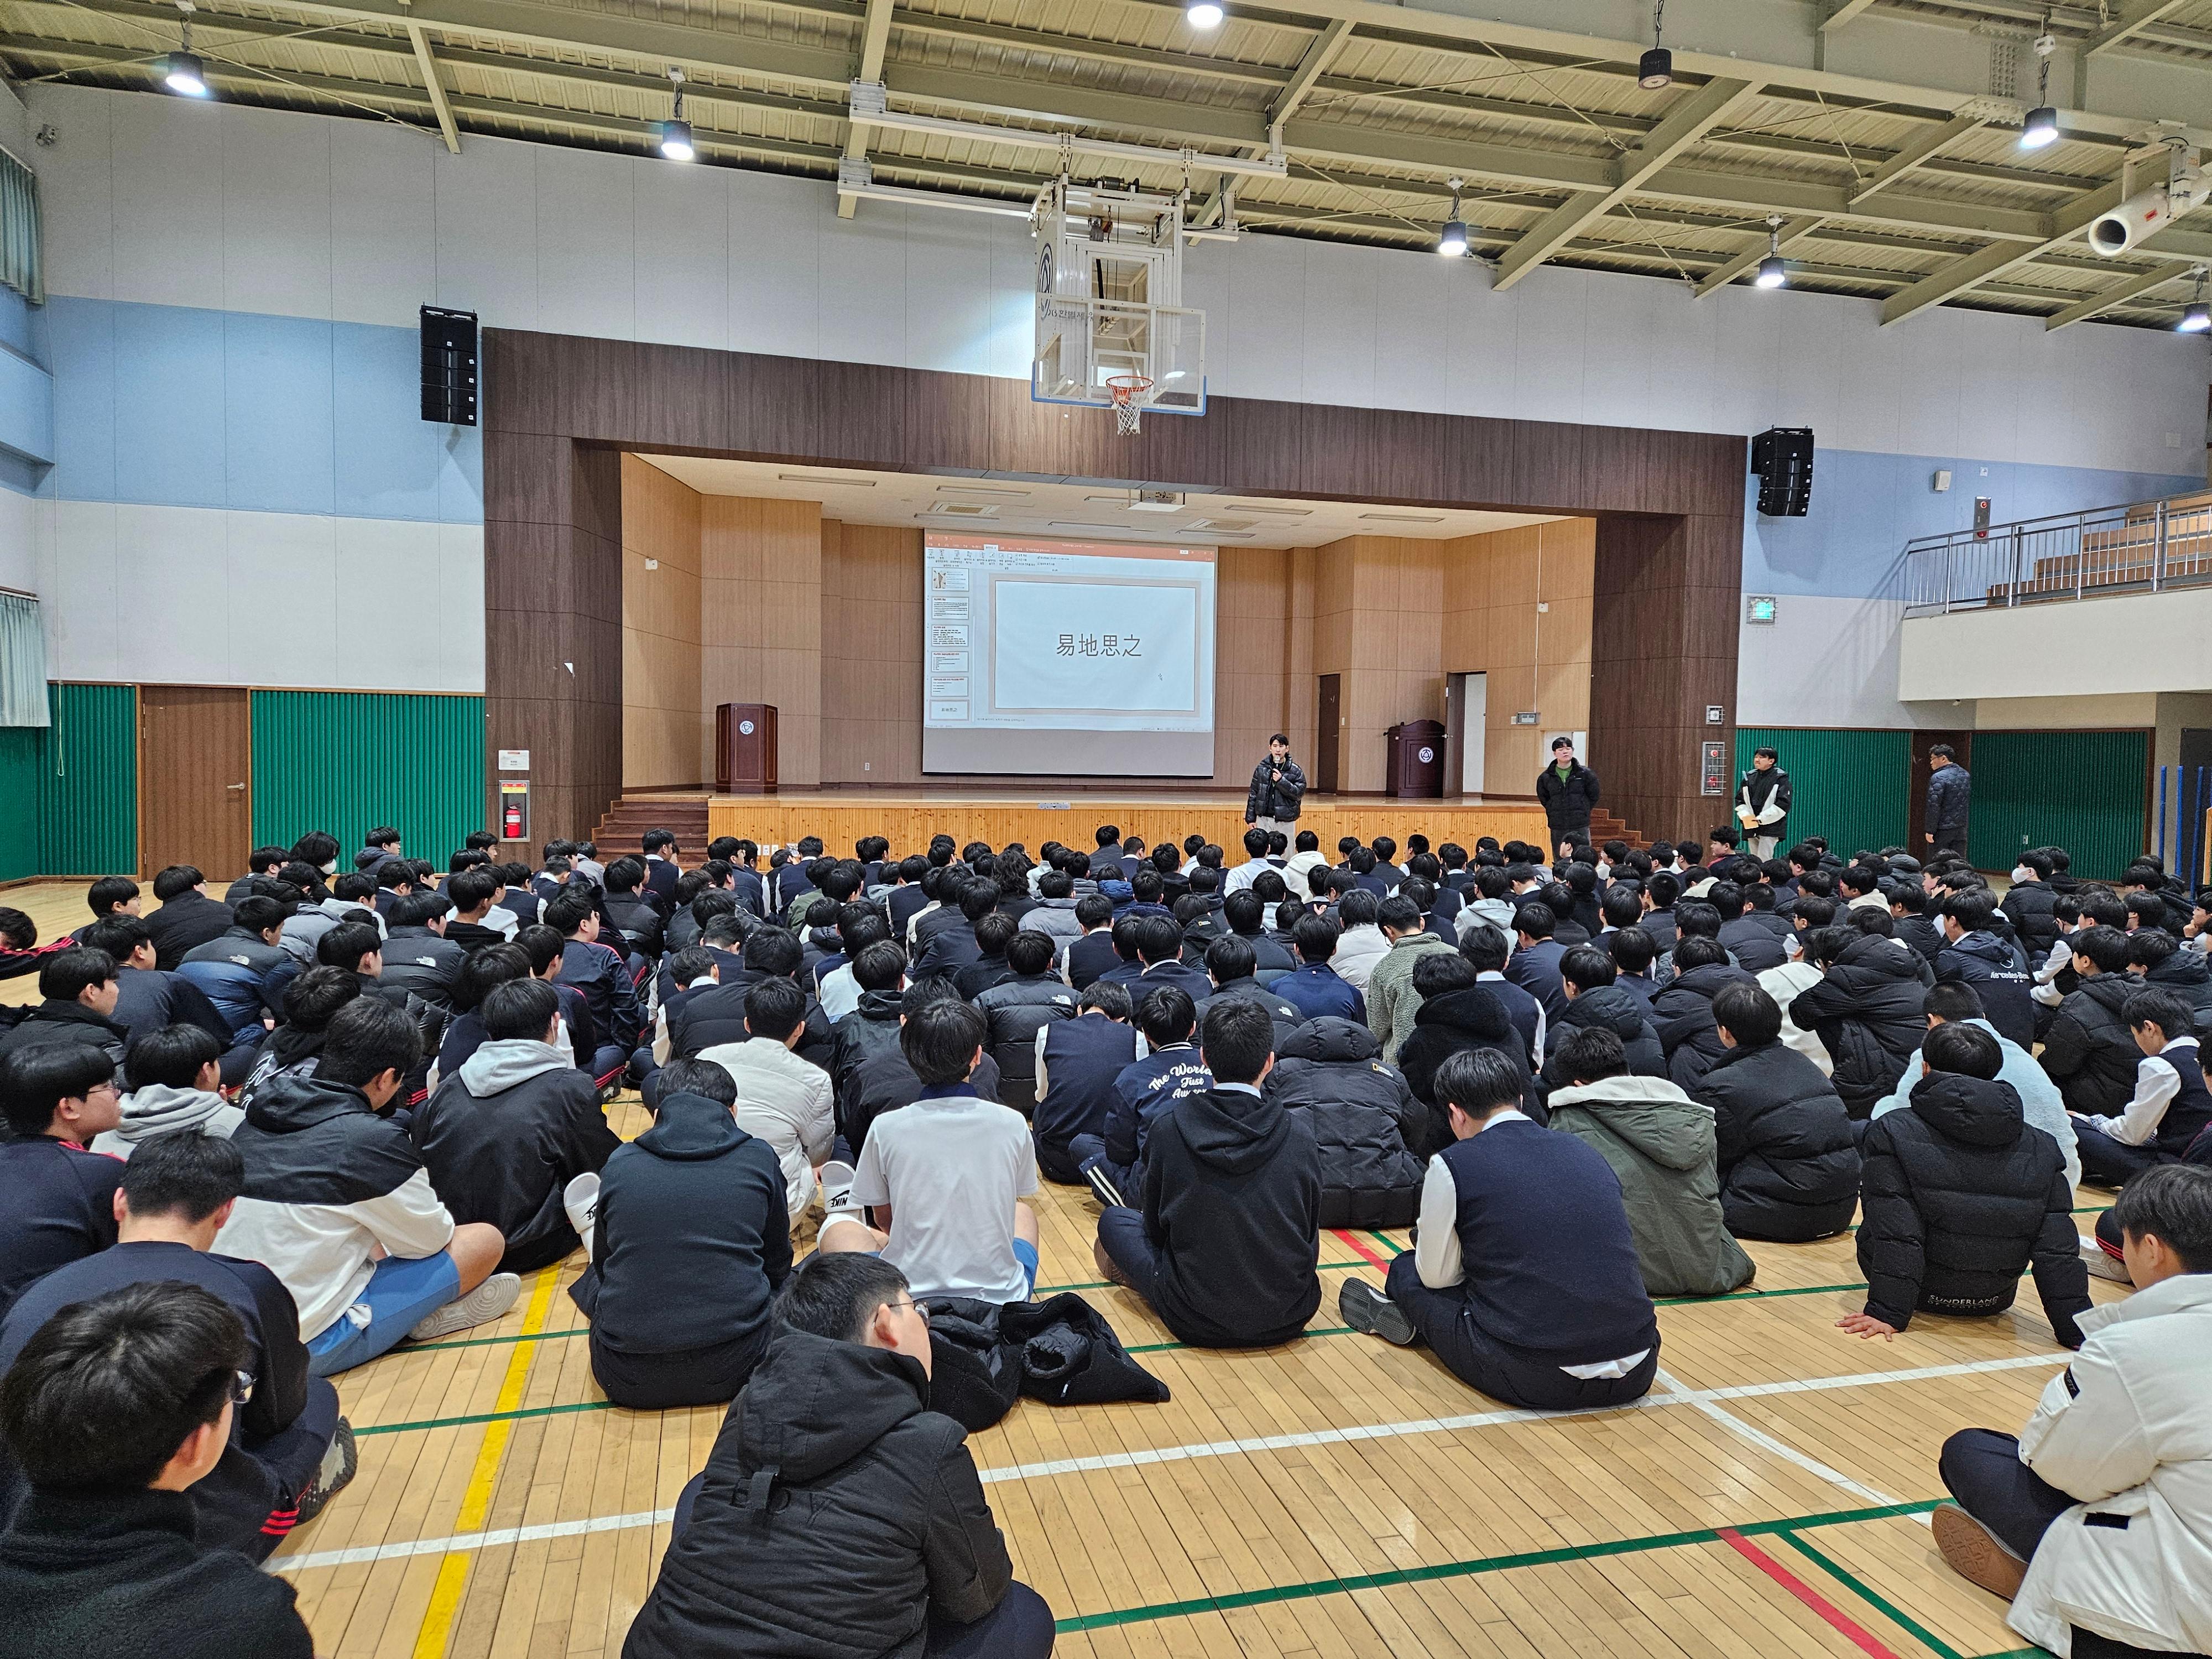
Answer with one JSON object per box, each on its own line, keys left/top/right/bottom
{"left": 922, "top": 536, "right": 1216, "bottom": 776}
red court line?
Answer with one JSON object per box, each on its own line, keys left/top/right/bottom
{"left": 1332, "top": 1229, "right": 1391, "bottom": 1271}
{"left": 1718, "top": 1528, "right": 1905, "bottom": 1659}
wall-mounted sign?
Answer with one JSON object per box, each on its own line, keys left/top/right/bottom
{"left": 498, "top": 781, "right": 530, "bottom": 840}
{"left": 1700, "top": 741, "right": 1728, "bottom": 796}
{"left": 1745, "top": 596, "right": 1777, "bottom": 624}
{"left": 1511, "top": 711, "right": 1540, "bottom": 726}
{"left": 497, "top": 749, "right": 530, "bottom": 771}
{"left": 1706, "top": 706, "right": 1725, "bottom": 725}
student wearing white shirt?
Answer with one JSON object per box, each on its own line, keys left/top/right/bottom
{"left": 697, "top": 978, "right": 836, "bottom": 1225}
{"left": 1223, "top": 827, "right": 1276, "bottom": 896}
{"left": 2072, "top": 989, "right": 2210, "bottom": 1187}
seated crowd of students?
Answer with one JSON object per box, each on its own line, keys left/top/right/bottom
{"left": 0, "top": 816, "right": 2208, "bottom": 1658}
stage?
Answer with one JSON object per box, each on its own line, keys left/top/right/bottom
{"left": 691, "top": 792, "right": 1555, "bottom": 859}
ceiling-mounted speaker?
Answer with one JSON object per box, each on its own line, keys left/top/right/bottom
{"left": 420, "top": 305, "right": 478, "bottom": 426}
{"left": 1751, "top": 426, "right": 1813, "bottom": 518}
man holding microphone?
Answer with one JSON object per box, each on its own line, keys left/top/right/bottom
{"left": 1245, "top": 734, "right": 1307, "bottom": 836}
{"left": 1736, "top": 746, "right": 1791, "bottom": 859}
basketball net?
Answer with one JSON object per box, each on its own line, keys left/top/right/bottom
{"left": 1108, "top": 374, "right": 1152, "bottom": 437}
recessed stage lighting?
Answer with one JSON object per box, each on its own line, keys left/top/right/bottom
{"left": 1360, "top": 511, "right": 1446, "bottom": 524}
{"left": 936, "top": 484, "right": 1031, "bottom": 497}
{"left": 776, "top": 473, "right": 876, "bottom": 486}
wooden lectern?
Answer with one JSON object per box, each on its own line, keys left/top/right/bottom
{"left": 715, "top": 703, "right": 779, "bottom": 793}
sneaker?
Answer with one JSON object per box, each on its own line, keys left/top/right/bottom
{"left": 2081, "top": 1238, "right": 2132, "bottom": 1284}
{"left": 406, "top": 1272, "right": 521, "bottom": 1344}
{"left": 1338, "top": 1277, "right": 1416, "bottom": 1347}
{"left": 1083, "top": 1164, "right": 1126, "bottom": 1209}
{"left": 1931, "top": 1504, "right": 2027, "bottom": 1600}
{"left": 293, "top": 1419, "right": 358, "bottom": 1527}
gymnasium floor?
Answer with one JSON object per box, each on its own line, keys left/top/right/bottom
{"left": 3, "top": 879, "right": 2119, "bottom": 1658}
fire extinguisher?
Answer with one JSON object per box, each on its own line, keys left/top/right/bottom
{"left": 503, "top": 799, "right": 522, "bottom": 838}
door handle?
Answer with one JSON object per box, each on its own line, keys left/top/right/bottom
{"left": 226, "top": 782, "right": 246, "bottom": 791}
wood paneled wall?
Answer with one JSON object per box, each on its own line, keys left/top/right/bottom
{"left": 1445, "top": 519, "right": 1597, "bottom": 793}
{"left": 821, "top": 518, "right": 926, "bottom": 784}
{"left": 483, "top": 330, "right": 1745, "bottom": 837}
{"left": 701, "top": 496, "right": 823, "bottom": 786}
{"left": 619, "top": 457, "right": 704, "bottom": 789}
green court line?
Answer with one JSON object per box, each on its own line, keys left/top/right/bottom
{"left": 1050, "top": 1499, "right": 1945, "bottom": 1633}
{"left": 403, "top": 1326, "right": 593, "bottom": 1354}
{"left": 1775, "top": 1526, "right": 1967, "bottom": 1659}
{"left": 354, "top": 1399, "right": 614, "bottom": 1437}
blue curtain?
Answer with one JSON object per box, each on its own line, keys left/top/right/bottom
{"left": 0, "top": 149, "right": 40, "bottom": 305}
{"left": 0, "top": 593, "right": 49, "bottom": 726}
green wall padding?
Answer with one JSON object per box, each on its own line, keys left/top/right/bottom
{"left": 36, "top": 684, "right": 138, "bottom": 877}
{"left": 0, "top": 725, "right": 39, "bottom": 881}
{"left": 251, "top": 692, "right": 486, "bottom": 863}
{"left": 1968, "top": 730, "right": 2148, "bottom": 882}
{"left": 1733, "top": 728, "right": 1912, "bottom": 859}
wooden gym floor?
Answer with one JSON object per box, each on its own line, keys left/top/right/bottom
{"left": 2, "top": 880, "right": 2120, "bottom": 1659}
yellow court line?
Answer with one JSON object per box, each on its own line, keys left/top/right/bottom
{"left": 411, "top": 1265, "right": 562, "bottom": 1659}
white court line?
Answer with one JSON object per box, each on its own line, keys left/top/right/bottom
{"left": 272, "top": 1348, "right": 2066, "bottom": 1575}
{"left": 1656, "top": 1367, "right": 1899, "bottom": 1509}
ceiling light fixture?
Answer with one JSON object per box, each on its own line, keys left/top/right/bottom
{"left": 659, "top": 66, "right": 695, "bottom": 161}
{"left": 2181, "top": 267, "right": 2211, "bottom": 333}
{"left": 1185, "top": 0, "right": 1224, "bottom": 29}
{"left": 1754, "top": 215, "right": 1789, "bottom": 288}
{"left": 1437, "top": 178, "right": 1469, "bottom": 258}
{"left": 161, "top": 0, "right": 208, "bottom": 96}
{"left": 2020, "top": 24, "right": 2059, "bottom": 149}
{"left": 1639, "top": 0, "right": 1672, "bottom": 89}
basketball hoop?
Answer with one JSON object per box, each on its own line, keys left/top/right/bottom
{"left": 1107, "top": 374, "right": 1153, "bottom": 436}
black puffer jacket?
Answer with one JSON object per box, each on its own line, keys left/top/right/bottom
{"left": 1650, "top": 962, "right": 1760, "bottom": 1093}
{"left": 828, "top": 989, "right": 905, "bottom": 1143}
{"left": 973, "top": 974, "right": 1077, "bottom": 1114}
{"left": 1785, "top": 935, "right": 1927, "bottom": 1119}
{"left": 2145, "top": 948, "right": 2212, "bottom": 1040}
{"left": 621, "top": 1329, "right": 1010, "bottom": 1659}
{"left": 2037, "top": 973, "right": 2142, "bottom": 1116}
{"left": 1854, "top": 1071, "right": 2089, "bottom": 1347}
{"left": 2000, "top": 880, "right": 2061, "bottom": 966}
{"left": 1540, "top": 985, "right": 1667, "bottom": 1099}
{"left": 1693, "top": 1041, "right": 1860, "bottom": 1243}
{"left": 1395, "top": 983, "right": 1536, "bottom": 1123}
{"left": 1263, "top": 1018, "right": 1425, "bottom": 1221}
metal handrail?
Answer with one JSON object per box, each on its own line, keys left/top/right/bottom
{"left": 1901, "top": 488, "right": 2212, "bottom": 617}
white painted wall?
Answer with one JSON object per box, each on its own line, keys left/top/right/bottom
{"left": 1900, "top": 587, "right": 2212, "bottom": 702}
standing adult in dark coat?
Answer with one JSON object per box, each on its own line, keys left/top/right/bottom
{"left": 1535, "top": 735, "right": 1601, "bottom": 855}
{"left": 1845, "top": 1024, "right": 2089, "bottom": 1347}
{"left": 1693, "top": 983, "right": 1860, "bottom": 1242}
{"left": 1244, "top": 733, "right": 1307, "bottom": 830}
{"left": 1786, "top": 928, "right": 1930, "bottom": 1119}
{"left": 1924, "top": 745, "right": 1972, "bottom": 857}
{"left": 1263, "top": 1016, "right": 1426, "bottom": 1223}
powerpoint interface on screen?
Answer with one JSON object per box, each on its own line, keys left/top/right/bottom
{"left": 921, "top": 536, "right": 1217, "bottom": 776}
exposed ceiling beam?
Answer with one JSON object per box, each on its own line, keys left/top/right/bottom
{"left": 1880, "top": 178, "right": 2124, "bottom": 322}
{"left": 1819, "top": 0, "right": 1885, "bottom": 29}
{"left": 1849, "top": 112, "right": 1983, "bottom": 206}
{"left": 837, "top": 0, "right": 894, "bottom": 216}
{"left": 2042, "top": 259, "right": 2196, "bottom": 328}
{"left": 1269, "top": 15, "right": 1350, "bottom": 132}
{"left": 1493, "top": 77, "right": 1765, "bottom": 291}
{"left": 405, "top": 22, "right": 460, "bottom": 153}
{"left": 2083, "top": 0, "right": 2192, "bottom": 54}
{"left": 1695, "top": 215, "right": 1827, "bottom": 295}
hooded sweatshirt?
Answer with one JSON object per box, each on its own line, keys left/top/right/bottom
{"left": 1455, "top": 894, "right": 1518, "bottom": 947}
{"left": 411, "top": 1039, "right": 620, "bottom": 1272}
{"left": 1545, "top": 1074, "right": 1755, "bottom": 1297}
{"left": 1539, "top": 985, "right": 1667, "bottom": 1097}
{"left": 88, "top": 1084, "right": 244, "bottom": 1158}
{"left": 215, "top": 1072, "right": 455, "bottom": 1340}
{"left": 1139, "top": 1086, "right": 1322, "bottom": 1347}
{"left": 621, "top": 1328, "right": 1009, "bottom": 1659}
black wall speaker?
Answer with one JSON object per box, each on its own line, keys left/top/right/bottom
{"left": 1750, "top": 426, "right": 1813, "bottom": 518}
{"left": 420, "top": 305, "right": 478, "bottom": 426}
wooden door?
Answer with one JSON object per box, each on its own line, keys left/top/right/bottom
{"left": 139, "top": 686, "right": 252, "bottom": 880}
{"left": 1315, "top": 675, "right": 1342, "bottom": 795}
{"left": 1907, "top": 729, "right": 1972, "bottom": 853}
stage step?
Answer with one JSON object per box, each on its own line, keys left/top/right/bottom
{"left": 591, "top": 795, "right": 712, "bottom": 855}
{"left": 1587, "top": 811, "right": 1648, "bottom": 852}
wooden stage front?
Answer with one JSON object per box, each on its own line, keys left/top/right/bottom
{"left": 698, "top": 793, "right": 1553, "bottom": 858}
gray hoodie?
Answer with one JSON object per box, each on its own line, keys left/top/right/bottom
{"left": 90, "top": 1083, "right": 246, "bottom": 1158}
{"left": 1456, "top": 894, "right": 1518, "bottom": 947}
{"left": 1019, "top": 896, "right": 1085, "bottom": 944}
{"left": 458, "top": 1038, "right": 574, "bottom": 1096}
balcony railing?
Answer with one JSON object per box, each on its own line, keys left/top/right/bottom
{"left": 1902, "top": 490, "right": 2212, "bottom": 617}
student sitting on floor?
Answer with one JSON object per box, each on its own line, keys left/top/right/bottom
{"left": 697, "top": 977, "right": 836, "bottom": 1224}
{"left": 821, "top": 999, "right": 1041, "bottom": 1307}
{"left": 1030, "top": 981, "right": 1136, "bottom": 1185}
{"left": 1338, "top": 1047, "right": 1660, "bottom": 1409}
{"left": 1070, "top": 985, "right": 1211, "bottom": 1208}
{"left": 620, "top": 1252, "right": 1055, "bottom": 1659}
{"left": 2070, "top": 988, "right": 2209, "bottom": 1188}
{"left": 0, "top": 947, "right": 130, "bottom": 1070}
{"left": 1843, "top": 1020, "right": 2090, "bottom": 1348}
{"left": 564, "top": 1059, "right": 790, "bottom": 1411}
{"left": 1693, "top": 983, "right": 1860, "bottom": 1244}
{"left": 1093, "top": 999, "right": 1321, "bottom": 1348}
{"left": 1543, "top": 1026, "right": 1755, "bottom": 1297}
{"left": 1874, "top": 983, "right": 2080, "bottom": 1191}
{"left": 1931, "top": 1164, "right": 2212, "bottom": 1659}
{"left": 1264, "top": 1015, "right": 1426, "bottom": 1222}
{"left": 1274, "top": 913, "right": 1367, "bottom": 1025}
{"left": 0, "top": 1133, "right": 353, "bottom": 1559}
{"left": 215, "top": 998, "right": 518, "bottom": 1375}
{"left": 89, "top": 1024, "right": 242, "bottom": 1159}
{"left": 408, "top": 979, "right": 619, "bottom": 1274}
{"left": 80, "top": 916, "right": 234, "bottom": 1056}
{"left": 0, "top": 1045, "right": 125, "bottom": 1320}
{"left": 0, "top": 1281, "right": 317, "bottom": 1659}
{"left": 176, "top": 895, "right": 294, "bottom": 1086}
